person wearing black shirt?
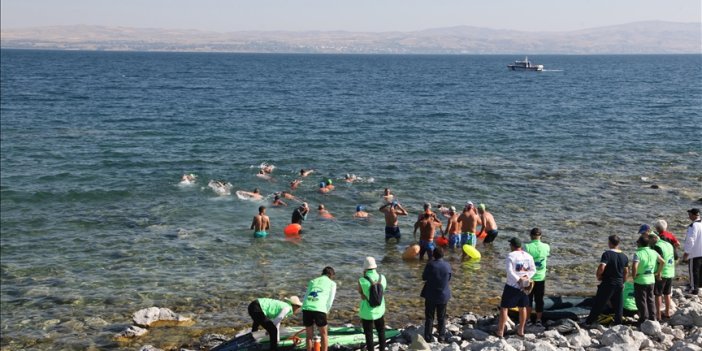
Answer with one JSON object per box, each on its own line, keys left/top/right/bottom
{"left": 292, "top": 203, "right": 309, "bottom": 224}
{"left": 585, "top": 235, "right": 629, "bottom": 326}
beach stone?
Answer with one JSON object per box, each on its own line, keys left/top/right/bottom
{"left": 553, "top": 319, "right": 580, "bottom": 335}
{"left": 567, "top": 329, "right": 592, "bottom": 348}
{"left": 461, "top": 314, "right": 479, "bottom": 325}
{"left": 446, "top": 335, "right": 462, "bottom": 344}
{"left": 639, "top": 320, "right": 662, "bottom": 339}
{"left": 542, "top": 329, "right": 569, "bottom": 346}
{"left": 462, "top": 328, "right": 490, "bottom": 341}
{"left": 524, "top": 324, "right": 545, "bottom": 334}
{"left": 670, "top": 341, "right": 702, "bottom": 351}
{"left": 199, "top": 333, "right": 228, "bottom": 349}
{"left": 687, "top": 327, "right": 702, "bottom": 344}
{"left": 389, "top": 343, "right": 405, "bottom": 351}
{"left": 669, "top": 296, "right": 702, "bottom": 327}
{"left": 447, "top": 323, "right": 460, "bottom": 334}
{"left": 469, "top": 338, "right": 517, "bottom": 351}
{"left": 505, "top": 338, "right": 524, "bottom": 351}
{"left": 599, "top": 346, "right": 631, "bottom": 351}
{"left": 83, "top": 317, "right": 109, "bottom": 328}
{"left": 132, "top": 307, "right": 193, "bottom": 327}
{"left": 440, "top": 342, "right": 460, "bottom": 351}
{"left": 524, "top": 340, "right": 557, "bottom": 351}
{"left": 402, "top": 325, "right": 422, "bottom": 342}
{"left": 114, "top": 325, "right": 148, "bottom": 340}
{"left": 600, "top": 325, "right": 647, "bottom": 350}
{"left": 138, "top": 346, "right": 163, "bottom": 351}
{"left": 408, "top": 334, "right": 431, "bottom": 351}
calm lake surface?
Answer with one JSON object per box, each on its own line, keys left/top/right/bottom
{"left": 1, "top": 50, "right": 701, "bottom": 350}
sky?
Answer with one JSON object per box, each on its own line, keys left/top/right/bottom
{"left": 1, "top": 0, "right": 700, "bottom": 33}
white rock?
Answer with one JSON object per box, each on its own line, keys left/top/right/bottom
{"left": 389, "top": 343, "right": 405, "bottom": 351}
{"left": 567, "top": 329, "right": 592, "bottom": 348}
{"left": 114, "top": 325, "right": 148, "bottom": 339}
{"left": 639, "top": 320, "right": 662, "bottom": 339}
{"left": 470, "top": 339, "right": 517, "bottom": 351}
{"left": 408, "top": 334, "right": 431, "bottom": 351}
{"left": 132, "top": 307, "right": 193, "bottom": 327}
{"left": 600, "top": 325, "right": 647, "bottom": 350}
{"left": 461, "top": 314, "right": 479, "bottom": 325}
{"left": 670, "top": 341, "right": 702, "bottom": 351}
{"left": 139, "top": 346, "right": 163, "bottom": 351}
{"left": 505, "top": 338, "right": 524, "bottom": 351}
{"left": 402, "top": 325, "right": 422, "bottom": 342}
{"left": 462, "top": 329, "right": 490, "bottom": 341}
{"left": 447, "top": 323, "right": 460, "bottom": 334}
{"left": 440, "top": 342, "right": 460, "bottom": 351}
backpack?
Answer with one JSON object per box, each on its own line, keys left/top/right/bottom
{"left": 364, "top": 274, "right": 384, "bottom": 307}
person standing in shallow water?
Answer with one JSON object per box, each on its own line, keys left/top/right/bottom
{"left": 379, "top": 201, "right": 408, "bottom": 243}
{"left": 477, "top": 203, "right": 498, "bottom": 244}
{"left": 251, "top": 206, "right": 270, "bottom": 238}
{"left": 585, "top": 235, "right": 629, "bottom": 326}
{"left": 421, "top": 247, "right": 452, "bottom": 342}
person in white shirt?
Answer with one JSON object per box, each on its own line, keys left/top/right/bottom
{"left": 496, "top": 237, "right": 536, "bottom": 337}
{"left": 683, "top": 208, "right": 702, "bottom": 294}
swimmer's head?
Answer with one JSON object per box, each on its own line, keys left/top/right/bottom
{"left": 319, "top": 182, "right": 326, "bottom": 188}
{"left": 253, "top": 188, "right": 260, "bottom": 194}
{"left": 274, "top": 195, "right": 280, "bottom": 200}
{"left": 302, "top": 202, "right": 309, "bottom": 209}
{"left": 326, "top": 178, "right": 333, "bottom": 185}
{"left": 465, "top": 201, "right": 474, "bottom": 210}
{"left": 449, "top": 206, "right": 456, "bottom": 214}
{"left": 318, "top": 204, "right": 325, "bottom": 210}
{"left": 478, "top": 203, "right": 486, "bottom": 212}
{"left": 356, "top": 205, "right": 364, "bottom": 212}
{"left": 423, "top": 202, "right": 431, "bottom": 210}
{"left": 258, "top": 206, "right": 266, "bottom": 213}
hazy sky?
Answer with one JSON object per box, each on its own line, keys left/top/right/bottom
{"left": 1, "top": 0, "right": 700, "bottom": 32}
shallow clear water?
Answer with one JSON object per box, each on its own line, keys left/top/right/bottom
{"left": 1, "top": 50, "right": 701, "bottom": 350}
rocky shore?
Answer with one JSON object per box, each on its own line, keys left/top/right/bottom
{"left": 131, "top": 288, "right": 701, "bottom": 351}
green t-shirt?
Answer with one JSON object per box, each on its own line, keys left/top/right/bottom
{"left": 524, "top": 239, "right": 550, "bottom": 282}
{"left": 633, "top": 247, "right": 657, "bottom": 285}
{"left": 358, "top": 269, "right": 386, "bottom": 320}
{"left": 257, "top": 298, "right": 292, "bottom": 320}
{"left": 654, "top": 240, "right": 675, "bottom": 279}
{"left": 302, "top": 275, "right": 337, "bottom": 313}
{"left": 622, "top": 282, "right": 637, "bottom": 311}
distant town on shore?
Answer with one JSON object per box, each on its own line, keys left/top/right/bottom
{"left": 1, "top": 21, "right": 700, "bottom": 54}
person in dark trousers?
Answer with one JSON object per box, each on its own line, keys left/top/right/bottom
{"left": 585, "top": 235, "right": 629, "bottom": 326}
{"left": 247, "top": 296, "right": 303, "bottom": 351}
{"left": 632, "top": 234, "right": 664, "bottom": 323}
{"left": 357, "top": 256, "right": 387, "bottom": 351}
{"left": 683, "top": 208, "right": 702, "bottom": 295}
{"left": 421, "top": 247, "right": 452, "bottom": 342}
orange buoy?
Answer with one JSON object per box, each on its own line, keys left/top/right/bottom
{"left": 284, "top": 223, "right": 302, "bottom": 236}
{"left": 435, "top": 236, "right": 449, "bottom": 247}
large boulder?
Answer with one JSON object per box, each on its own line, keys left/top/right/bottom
{"left": 640, "top": 320, "right": 662, "bottom": 340}
{"left": 669, "top": 295, "right": 702, "bottom": 327}
{"left": 669, "top": 341, "right": 702, "bottom": 351}
{"left": 600, "top": 325, "right": 648, "bottom": 350}
{"left": 132, "top": 307, "right": 194, "bottom": 327}
{"left": 567, "top": 329, "right": 592, "bottom": 348}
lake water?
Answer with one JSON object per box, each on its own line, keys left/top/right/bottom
{"left": 1, "top": 50, "right": 700, "bottom": 350}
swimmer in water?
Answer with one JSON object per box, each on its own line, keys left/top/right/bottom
{"left": 279, "top": 191, "right": 302, "bottom": 202}
{"left": 180, "top": 173, "right": 197, "bottom": 184}
{"left": 272, "top": 194, "right": 288, "bottom": 207}
{"left": 318, "top": 204, "right": 335, "bottom": 219}
{"left": 290, "top": 179, "right": 302, "bottom": 190}
{"left": 383, "top": 188, "right": 394, "bottom": 203}
{"left": 261, "top": 164, "right": 275, "bottom": 174}
{"left": 257, "top": 169, "right": 272, "bottom": 180}
{"left": 239, "top": 188, "right": 263, "bottom": 200}
{"left": 324, "top": 178, "right": 335, "bottom": 191}
{"left": 300, "top": 169, "right": 314, "bottom": 177}
{"left": 345, "top": 173, "right": 358, "bottom": 183}
{"left": 319, "top": 181, "right": 331, "bottom": 194}
{"left": 251, "top": 206, "right": 270, "bottom": 238}
{"left": 354, "top": 205, "right": 370, "bottom": 219}
{"left": 208, "top": 179, "right": 232, "bottom": 196}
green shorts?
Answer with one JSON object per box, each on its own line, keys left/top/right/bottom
{"left": 254, "top": 231, "right": 268, "bottom": 238}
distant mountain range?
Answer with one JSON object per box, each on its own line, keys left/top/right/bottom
{"left": 1, "top": 21, "right": 700, "bottom": 54}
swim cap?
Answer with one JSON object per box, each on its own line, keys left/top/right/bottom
{"left": 356, "top": 205, "right": 364, "bottom": 212}
{"left": 326, "top": 179, "right": 333, "bottom": 185}
{"left": 478, "top": 203, "right": 486, "bottom": 211}
{"left": 320, "top": 182, "right": 326, "bottom": 188}
{"left": 449, "top": 206, "right": 456, "bottom": 213}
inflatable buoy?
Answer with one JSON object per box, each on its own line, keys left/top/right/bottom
{"left": 477, "top": 231, "right": 487, "bottom": 240}
{"left": 462, "top": 244, "right": 481, "bottom": 260}
{"left": 402, "top": 244, "right": 420, "bottom": 260}
{"left": 284, "top": 223, "right": 302, "bottom": 236}
{"left": 435, "top": 236, "right": 449, "bottom": 247}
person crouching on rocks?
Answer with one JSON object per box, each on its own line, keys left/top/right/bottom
{"left": 247, "top": 296, "right": 302, "bottom": 351}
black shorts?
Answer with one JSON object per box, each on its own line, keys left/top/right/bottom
{"left": 385, "top": 226, "right": 401, "bottom": 240}
{"left": 654, "top": 278, "right": 672, "bottom": 296}
{"left": 302, "top": 310, "right": 328, "bottom": 327}
{"left": 500, "top": 284, "right": 529, "bottom": 308}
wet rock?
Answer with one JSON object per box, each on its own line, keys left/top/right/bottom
{"left": 567, "top": 329, "right": 592, "bottom": 348}
{"left": 639, "top": 320, "right": 662, "bottom": 339}
{"left": 523, "top": 324, "right": 545, "bottom": 334}
{"left": 84, "top": 317, "right": 109, "bottom": 328}
{"left": 600, "top": 325, "right": 647, "bottom": 350}
{"left": 542, "top": 330, "right": 568, "bottom": 347}
{"left": 114, "top": 325, "right": 148, "bottom": 340}
{"left": 462, "top": 328, "right": 490, "bottom": 341}
{"left": 687, "top": 327, "right": 702, "bottom": 345}
{"left": 199, "top": 333, "right": 228, "bottom": 349}
{"left": 132, "top": 307, "right": 194, "bottom": 327}
{"left": 407, "top": 334, "right": 431, "bottom": 351}
{"left": 138, "top": 345, "right": 163, "bottom": 351}
{"left": 670, "top": 341, "right": 702, "bottom": 351}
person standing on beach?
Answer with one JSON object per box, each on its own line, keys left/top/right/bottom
{"left": 477, "top": 203, "right": 499, "bottom": 244}
{"left": 421, "top": 247, "right": 452, "bottom": 342}
{"left": 247, "top": 296, "right": 303, "bottom": 351}
{"left": 443, "top": 206, "right": 461, "bottom": 249}
{"left": 585, "top": 235, "right": 629, "bottom": 326}
{"left": 649, "top": 232, "right": 675, "bottom": 320}
{"left": 414, "top": 213, "right": 441, "bottom": 260}
{"left": 251, "top": 206, "right": 270, "bottom": 238}
{"left": 631, "top": 234, "right": 664, "bottom": 323}
{"left": 457, "top": 202, "right": 481, "bottom": 247}
{"left": 655, "top": 219, "right": 681, "bottom": 260}
{"left": 379, "top": 201, "right": 408, "bottom": 243}
{"left": 302, "top": 267, "right": 337, "bottom": 351}
{"left": 496, "top": 237, "right": 535, "bottom": 337}
{"left": 292, "top": 203, "right": 309, "bottom": 224}
{"left": 683, "top": 208, "right": 702, "bottom": 295}
{"left": 357, "top": 257, "right": 387, "bottom": 351}
{"left": 524, "top": 228, "right": 550, "bottom": 325}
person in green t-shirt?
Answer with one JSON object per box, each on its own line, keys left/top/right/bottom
{"left": 631, "top": 235, "right": 664, "bottom": 323}
{"left": 302, "top": 267, "right": 337, "bottom": 351}
{"left": 247, "top": 296, "right": 303, "bottom": 351}
{"left": 649, "top": 233, "right": 675, "bottom": 320}
{"left": 622, "top": 281, "right": 638, "bottom": 315}
{"left": 524, "top": 227, "right": 550, "bottom": 325}
{"left": 357, "top": 257, "right": 387, "bottom": 351}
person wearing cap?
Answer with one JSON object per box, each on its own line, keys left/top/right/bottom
{"left": 421, "top": 247, "right": 452, "bottom": 342}
{"left": 524, "top": 228, "right": 550, "bottom": 325}
{"left": 654, "top": 219, "right": 681, "bottom": 258}
{"left": 251, "top": 206, "right": 271, "bottom": 238}
{"left": 457, "top": 202, "right": 481, "bottom": 250}
{"left": 318, "top": 204, "right": 334, "bottom": 220}
{"left": 443, "top": 206, "right": 461, "bottom": 249}
{"left": 477, "top": 203, "right": 499, "bottom": 244}
{"left": 247, "top": 296, "right": 302, "bottom": 351}
{"left": 638, "top": 224, "right": 652, "bottom": 236}
{"left": 496, "top": 237, "right": 535, "bottom": 337}
{"left": 584, "top": 235, "right": 629, "bottom": 326}
{"left": 379, "top": 200, "right": 408, "bottom": 243}
{"left": 632, "top": 234, "right": 664, "bottom": 323}
{"left": 648, "top": 232, "right": 675, "bottom": 319}
{"left": 683, "top": 208, "right": 702, "bottom": 295}
{"left": 357, "top": 257, "right": 387, "bottom": 351}
{"left": 302, "top": 267, "right": 337, "bottom": 351}
{"left": 354, "top": 205, "right": 370, "bottom": 218}
{"left": 292, "top": 203, "right": 309, "bottom": 224}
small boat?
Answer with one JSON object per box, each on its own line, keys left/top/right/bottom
{"left": 507, "top": 57, "right": 543, "bottom": 71}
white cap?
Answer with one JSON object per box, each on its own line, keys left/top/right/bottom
{"left": 363, "top": 256, "right": 377, "bottom": 270}
{"left": 654, "top": 219, "right": 668, "bottom": 231}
